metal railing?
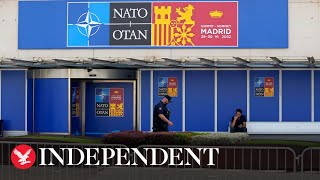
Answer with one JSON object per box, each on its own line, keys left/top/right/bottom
{"left": 134, "top": 145, "right": 297, "bottom": 172}
{"left": 300, "top": 147, "right": 320, "bottom": 173}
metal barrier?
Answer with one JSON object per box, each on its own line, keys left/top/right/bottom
{"left": 300, "top": 147, "right": 320, "bottom": 173}
{"left": 135, "top": 145, "right": 297, "bottom": 172}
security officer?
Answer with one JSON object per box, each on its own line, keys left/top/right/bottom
{"left": 152, "top": 95, "right": 174, "bottom": 132}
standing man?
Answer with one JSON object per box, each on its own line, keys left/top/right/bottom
{"left": 153, "top": 95, "right": 174, "bottom": 132}
{"left": 230, "top": 109, "right": 247, "bottom": 133}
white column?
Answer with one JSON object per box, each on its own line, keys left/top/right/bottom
{"left": 32, "top": 70, "right": 35, "bottom": 133}
{"left": 279, "top": 70, "right": 282, "bottom": 122}
{"left": 137, "top": 70, "right": 141, "bottom": 130}
{"left": 68, "top": 69, "right": 71, "bottom": 135}
{"left": 247, "top": 70, "right": 250, "bottom": 121}
{"left": 312, "top": 70, "right": 314, "bottom": 122}
{"left": 81, "top": 82, "right": 86, "bottom": 136}
{"left": 214, "top": 70, "right": 218, "bottom": 132}
{"left": 182, "top": 69, "right": 185, "bottom": 132}
{"left": 0, "top": 70, "right": 2, "bottom": 120}
{"left": 150, "top": 70, "right": 153, "bottom": 131}
{"left": 25, "top": 70, "right": 28, "bottom": 133}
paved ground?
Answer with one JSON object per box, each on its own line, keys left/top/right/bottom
{"left": 1, "top": 166, "right": 320, "bottom": 180}
{"left": 250, "top": 134, "right": 320, "bottom": 142}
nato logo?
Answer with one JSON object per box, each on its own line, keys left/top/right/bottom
{"left": 158, "top": 77, "right": 168, "bottom": 88}
{"left": 254, "top": 77, "right": 265, "bottom": 88}
{"left": 96, "top": 88, "right": 110, "bottom": 103}
{"left": 67, "top": 2, "right": 110, "bottom": 47}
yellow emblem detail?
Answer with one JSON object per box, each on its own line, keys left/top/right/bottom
{"left": 152, "top": 4, "right": 195, "bottom": 46}
{"left": 209, "top": 10, "right": 223, "bottom": 18}
{"left": 176, "top": 5, "right": 195, "bottom": 25}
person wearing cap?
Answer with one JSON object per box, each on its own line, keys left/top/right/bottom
{"left": 152, "top": 95, "right": 174, "bottom": 132}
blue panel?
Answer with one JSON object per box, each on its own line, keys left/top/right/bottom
{"left": 1, "top": 71, "right": 26, "bottom": 131}
{"left": 18, "top": 1, "right": 67, "bottom": 49}
{"left": 217, "top": 71, "right": 247, "bottom": 132}
{"left": 282, "top": 71, "right": 311, "bottom": 122}
{"left": 238, "top": 0, "right": 288, "bottom": 48}
{"left": 19, "top": 0, "right": 288, "bottom": 49}
{"left": 27, "top": 79, "right": 33, "bottom": 132}
{"left": 185, "top": 70, "right": 214, "bottom": 131}
{"left": 34, "top": 79, "right": 68, "bottom": 133}
{"left": 86, "top": 82, "right": 134, "bottom": 136}
{"left": 153, "top": 71, "right": 182, "bottom": 131}
{"left": 71, "top": 81, "right": 81, "bottom": 135}
{"left": 250, "top": 70, "right": 279, "bottom": 122}
{"left": 141, "top": 71, "right": 151, "bottom": 131}
{"left": 315, "top": 71, "right": 320, "bottom": 122}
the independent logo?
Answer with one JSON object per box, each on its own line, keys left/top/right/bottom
{"left": 11, "top": 144, "right": 36, "bottom": 170}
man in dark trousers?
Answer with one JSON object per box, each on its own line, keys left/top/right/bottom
{"left": 152, "top": 95, "right": 174, "bottom": 132}
{"left": 230, "top": 109, "right": 247, "bottom": 133}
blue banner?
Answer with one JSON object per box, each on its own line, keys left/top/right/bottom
{"left": 18, "top": 0, "right": 288, "bottom": 49}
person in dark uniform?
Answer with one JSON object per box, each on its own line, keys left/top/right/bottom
{"left": 152, "top": 95, "right": 174, "bottom": 132}
{"left": 230, "top": 109, "right": 247, "bottom": 133}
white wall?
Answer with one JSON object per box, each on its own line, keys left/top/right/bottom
{"left": 0, "top": 0, "right": 319, "bottom": 61}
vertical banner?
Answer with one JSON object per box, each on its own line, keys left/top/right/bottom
{"left": 109, "top": 88, "right": 125, "bottom": 117}
{"left": 158, "top": 77, "right": 168, "bottom": 96}
{"left": 254, "top": 77, "right": 274, "bottom": 97}
{"left": 158, "top": 77, "right": 178, "bottom": 97}
{"left": 264, "top": 77, "right": 274, "bottom": 97}
{"left": 71, "top": 87, "right": 80, "bottom": 117}
{"left": 168, "top": 77, "right": 178, "bottom": 97}
{"left": 95, "top": 88, "right": 124, "bottom": 117}
{"left": 95, "top": 88, "right": 110, "bottom": 116}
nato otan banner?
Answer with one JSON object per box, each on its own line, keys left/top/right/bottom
{"left": 18, "top": 0, "right": 288, "bottom": 49}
